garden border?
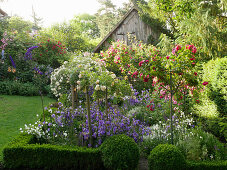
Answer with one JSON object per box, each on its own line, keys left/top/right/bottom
{"left": 3, "top": 134, "right": 104, "bottom": 170}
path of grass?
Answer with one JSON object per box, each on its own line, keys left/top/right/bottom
{"left": 0, "top": 95, "right": 56, "bottom": 161}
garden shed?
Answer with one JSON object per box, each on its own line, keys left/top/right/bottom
{"left": 93, "top": 6, "right": 160, "bottom": 53}
{"left": 0, "top": 8, "right": 8, "bottom": 18}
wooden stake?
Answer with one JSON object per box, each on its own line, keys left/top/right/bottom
{"left": 71, "top": 85, "right": 75, "bottom": 110}
{"left": 86, "top": 86, "right": 92, "bottom": 146}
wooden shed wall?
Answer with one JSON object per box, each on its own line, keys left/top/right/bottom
{"left": 102, "top": 9, "right": 159, "bottom": 47}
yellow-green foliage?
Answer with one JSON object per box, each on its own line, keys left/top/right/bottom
{"left": 193, "top": 57, "right": 227, "bottom": 118}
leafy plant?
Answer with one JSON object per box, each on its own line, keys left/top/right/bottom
{"left": 148, "top": 144, "right": 186, "bottom": 170}
{"left": 100, "top": 134, "right": 140, "bottom": 170}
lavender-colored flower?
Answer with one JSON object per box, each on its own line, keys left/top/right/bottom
{"left": 1, "top": 50, "right": 4, "bottom": 60}
{"left": 9, "top": 56, "right": 16, "bottom": 68}
{"left": 24, "top": 46, "right": 38, "bottom": 60}
{"left": 33, "top": 66, "right": 43, "bottom": 75}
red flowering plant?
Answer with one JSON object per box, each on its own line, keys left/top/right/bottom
{"left": 32, "top": 38, "right": 69, "bottom": 68}
{"left": 103, "top": 40, "right": 206, "bottom": 105}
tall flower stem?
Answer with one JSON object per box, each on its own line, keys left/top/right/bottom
{"left": 85, "top": 86, "right": 92, "bottom": 146}
{"left": 75, "top": 88, "right": 78, "bottom": 107}
{"left": 71, "top": 84, "right": 75, "bottom": 110}
{"left": 39, "top": 90, "right": 45, "bottom": 122}
{"left": 105, "top": 87, "right": 108, "bottom": 114}
{"left": 170, "top": 67, "right": 173, "bottom": 145}
{"left": 183, "top": 86, "right": 187, "bottom": 114}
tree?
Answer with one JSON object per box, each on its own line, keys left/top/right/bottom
{"left": 139, "top": 0, "right": 227, "bottom": 60}
{"left": 7, "top": 16, "right": 33, "bottom": 33}
{"left": 95, "top": 0, "right": 133, "bottom": 38}
{"left": 31, "top": 6, "right": 43, "bottom": 30}
{"left": 70, "top": 13, "right": 100, "bottom": 39}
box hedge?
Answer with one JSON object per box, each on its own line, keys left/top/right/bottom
{"left": 100, "top": 134, "right": 140, "bottom": 170}
{"left": 186, "top": 160, "right": 227, "bottom": 170}
{"left": 148, "top": 144, "right": 186, "bottom": 170}
{"left": 3, "top": 134, "right": 104, "bottom": 170}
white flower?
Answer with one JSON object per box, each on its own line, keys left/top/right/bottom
{"left": 95, "top": 85, "right": 100, "bottom": 91}
{"left": 101, "top": 86, "right": 106, "bottom": 91}
{"left": 114, "top": 93, "right": 117, "bottom": 97}
{"left": 79, "top": 74, "right": 82, "bottom": 78}
{"left": 77, "top": 81, "right": 81, "bottom": 85}
{"left": 96, "top": 80, "right": 100, "bottom": 84}
{"left": 210, "top": 154, "right": 214, "bottom": 159}
{"left": 77, "top": 85, "right": 81, "bottom": 90}
{"left": 48, "top": 109, "right": 52, "bottom": 113}
{"left": 111, "top": 74, "right": 116, "bottom": 79}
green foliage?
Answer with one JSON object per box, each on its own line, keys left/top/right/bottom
{"left": 46, "top": 16, "right": 99, "bottom": 54}
{"left": 201, "top": 117, "right": 227, "bottom": 143}
{"left": 95, "top": 0, "right": 132, "bottom": 38}
{"left": 140, "top": 0, "right": 226, "bottom": 60}
{"left": 0, "top": 81, "right": 39, "bottom": 96}
{"left": 176, "top": 128, "right": 226, "bottom": 161}
{"left": 33, "top": 35, "right": 69, "bottom": 68}
{"left": 100, "top": 134, "right": 140, "bottom": 170}
{"left": 186, "top": 160, "right": 227, "bottom": 170}
{"left": 193, "top": 57, "right": 227, "bottom": 117}
{"left": 0, "top": 95, "right": 56, "bottom": 160}
{"left": 139, "top": 138, "right": 166, "bottom": 158}
{"left": 3, "top": 134, "right": 104, "bottom": 169}
{"left": 148, "top": 144, "right": 186, "bottom": 170}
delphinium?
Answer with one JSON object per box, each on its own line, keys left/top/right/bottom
{"left": 24, "top": 46, "right": 39, "bottom": 60}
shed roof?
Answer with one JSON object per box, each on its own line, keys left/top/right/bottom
{"left": 0, "top": 8, "right": 8, "bottom": 17}
{"left": 93, "top": 6, "right": 139, "bottom": 53}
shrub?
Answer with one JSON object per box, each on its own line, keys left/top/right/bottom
{"left": 139, "top": 138, "right": 166, "bottom": 158}
{"left": 194, "top": 57, "right": 227, "bottom": 117}
{"left": 100, "top": 134, "right": 140, "bottom": 170}
{"left": 3, "top": 134, "right": 104, "bottom": 169}
{"left": 186, "top": 160, "right": 227, "bottom": 170}
{"left": 176, "top": 128, "right": 226, "bottom": 161}
{"left": 148, "top": 144, "right": 186, "bottom": 170}
{"left": 0, "top": 81, "right": 39, "bottom": 96}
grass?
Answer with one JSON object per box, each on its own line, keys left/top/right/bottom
{"left": 0, "top": 95, "right": 56, "bottom": 161}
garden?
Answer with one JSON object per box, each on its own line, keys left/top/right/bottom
{"left": 0, "top": 0, "right": 226, "bottom": 170}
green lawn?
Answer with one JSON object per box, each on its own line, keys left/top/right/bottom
{"left": 0, "top": 95, "right": 56, "bottom": 161}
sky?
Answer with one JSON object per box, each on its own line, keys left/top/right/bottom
{"left": 1, "top": 0, "right": 129, "bottom": 27}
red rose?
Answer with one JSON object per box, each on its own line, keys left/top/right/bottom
{"left": 144, "top": 77, "right": 149, "bottom": 82}
{"left": 176, "top": 45, "right": 181, "bottom": 51}
{"left": 202, "top": 81, "right": 208, "bottom": 86}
